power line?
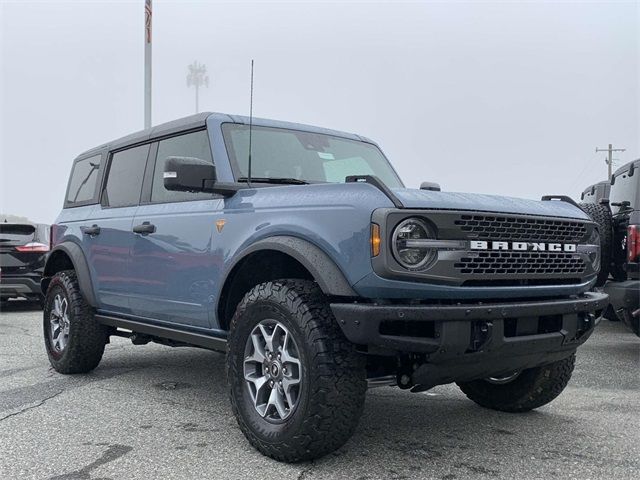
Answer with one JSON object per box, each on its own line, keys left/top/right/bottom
{"left": 568, "top": 154, "right": 604, "bottom": 193}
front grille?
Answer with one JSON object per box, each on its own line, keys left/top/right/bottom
{"left": 454, "top": 214, "right": 587, "bottom": 242}
{"left": 454, "top": 251, "right": 586, "bottom": 276}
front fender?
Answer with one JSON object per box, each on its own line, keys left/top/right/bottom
{"left": 226, "top": 236, "right": 357, "bottom": 297}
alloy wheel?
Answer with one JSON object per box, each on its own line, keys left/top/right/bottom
{"left": 49, "top": 294, "right": 70, "bottom": 352}
{"left": 486, "top": 371, "right": 521, "bottom": 385}
{"left": 243, "top": 319, "right": 302, "bottom": 422}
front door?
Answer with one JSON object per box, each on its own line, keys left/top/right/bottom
{"left": 128, "top": 130, "right": 223, "bottom": 328}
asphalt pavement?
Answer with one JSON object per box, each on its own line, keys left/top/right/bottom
{"left": 1, "top": 301, "right": 638, "bottom": 480}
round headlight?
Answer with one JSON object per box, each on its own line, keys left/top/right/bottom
{"left": 392, "top": 218, "right": 436, "bottom": 270}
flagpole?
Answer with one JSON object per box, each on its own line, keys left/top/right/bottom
{"left": 144, "top": 0, "right": 152, "bottom": 129}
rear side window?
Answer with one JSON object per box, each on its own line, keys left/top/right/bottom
{"left": 150, "top": 130, "right": 214, "bottom": 203}
{"left": 66, "top": 154, "right": 102, "bottom": 205}
{"left": 610, "top": 166, "right": 639, "bottom": 212}
{"left": 103, "top": 144, "right": 150, "bottom": 208}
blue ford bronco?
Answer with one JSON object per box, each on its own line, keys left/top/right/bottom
{"left": 43, "top": 112, "right": 607, "bottom": 462}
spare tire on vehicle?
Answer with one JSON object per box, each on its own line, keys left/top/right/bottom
{"left": 579, "top": 203, "right": 613, "bottom": 287}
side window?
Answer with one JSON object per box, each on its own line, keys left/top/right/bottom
{"left": 103, "top": 144, "right": 150, "bottom": 208}
{"left": 610, "top": 166, "right": 639, "bottom": 212}
{"left": 151, "top": 130, "right": 213, "bottom": 203}
{"left": 66, "top": 154, "right": 102, "bottom": 205}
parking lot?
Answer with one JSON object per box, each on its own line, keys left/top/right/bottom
{"left": 1, "top": 302, "right": 638, "bottom": 480}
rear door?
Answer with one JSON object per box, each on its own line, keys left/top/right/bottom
{"left": 129, "top": 130, "right": 223, "bottom": 328}
{"left": 84, "top": 144, "right": 150, "bottom": 314}
{"left": 610, "top": 162, "right": 640, "bottom": 275}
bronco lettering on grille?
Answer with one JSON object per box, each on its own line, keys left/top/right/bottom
{"left": 469, "top": 241, "right": 578, "bottom": 252}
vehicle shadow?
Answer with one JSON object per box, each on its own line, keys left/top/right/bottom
{"left": 91, "top": 341, "right": 636, "bottom": 479}
{"left": 0, "top": 299, "right": 42, "bottom": 313}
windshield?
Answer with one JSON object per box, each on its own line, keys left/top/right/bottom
{"left": 222, "top": 123, "right": 404, "bottom": 188}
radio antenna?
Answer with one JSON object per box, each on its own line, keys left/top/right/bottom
{"left": 247, "top": 59, "right": 254, "bottom": 188}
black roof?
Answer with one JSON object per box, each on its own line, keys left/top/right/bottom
{"left": 582, "top": 180, "right": 609, "bottom": 193}
{"left": 78, "top": 112, "right": 215, "bottom": 158}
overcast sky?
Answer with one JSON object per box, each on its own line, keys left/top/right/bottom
{"left": 1, "top": 0, "right": 638, "bottom": 224}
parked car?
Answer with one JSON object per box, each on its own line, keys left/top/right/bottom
{"left": 0, "top": 222, "right": 49, "bottom": 306}
{"left": 579, "top": 160, "right": 639, "bottom": 336}
{"left": 42, "top": 112, "right": 607, "bottom": 462}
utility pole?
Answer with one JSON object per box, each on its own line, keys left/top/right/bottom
{"left": 596, "top": 144, "right": 626, "bottom": 181}
{"left": 144, "top": 0, "right": 152, "bottom": 129}
{"left": 187, "top": 61, "right": 209, "bottom": 113}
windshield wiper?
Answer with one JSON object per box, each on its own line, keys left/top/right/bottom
{"left": 237, "top": 177, "right": 309, "bottom": 185}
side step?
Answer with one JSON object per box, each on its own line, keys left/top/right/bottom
{"left": 95, "top": 314, "right": 227, "bottom": 352}
{"left": 367, "top": 375, "right": 397, "bottom": 389}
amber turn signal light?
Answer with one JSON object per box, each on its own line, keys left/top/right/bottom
{"left": 371, "top": 223, "right": 381, "bottom": 257}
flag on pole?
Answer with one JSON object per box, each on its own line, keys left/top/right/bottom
{"left": 144, "top": 0, "right": 153, "bottom": 129}
{"left": 145, "top": 0, "right": 152, "bottom": 44}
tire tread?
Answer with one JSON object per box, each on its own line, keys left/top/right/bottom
{"left": 457, "top": 354, "right": 576, "bottom": 413}
{"left": 44, "top": 270, "right": 107, "bottom": 374}
{"left": 226, "top": 279, "right": 366, "bottom": 462}
{"left": 579, "top": 203, "right": 613, "bottom": 286}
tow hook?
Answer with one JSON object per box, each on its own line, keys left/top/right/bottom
{"left": 469, "top": 321, "right": 493, "bottom": 352}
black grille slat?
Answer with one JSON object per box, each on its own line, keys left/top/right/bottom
{"left": 454, "top": 251, "right": 586, "bottom": 276}
{"left": 454, "top": 215, "right": 587, "bottom": 242}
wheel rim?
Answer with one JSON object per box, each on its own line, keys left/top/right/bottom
{"left": 243, "top": 319, "right": 302, "bottom": 422}
{"left": 49, "top": 294, "right": 70, "bottom": 352}
{"left": 486, "top": 371, "right": 520, "bottom": 385}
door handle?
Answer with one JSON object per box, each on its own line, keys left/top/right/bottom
{"left": 81, "top": 224, "right": 101, "bottom": 236}
{"left": 133, "top": 222, "right": 156, "bottom": 235}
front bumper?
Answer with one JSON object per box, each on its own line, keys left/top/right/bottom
{"left": 604, "top": 280, "right": 639, "bottom": 312}
{"left": 331, "top": 292, "right": 608, "bottom": 387}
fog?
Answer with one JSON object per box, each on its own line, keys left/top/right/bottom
{"left": 1, "top": 0, "right": 638, "bottom": 224}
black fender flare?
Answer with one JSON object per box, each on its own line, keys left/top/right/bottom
{"left": 227, "top": 236, "right": 357, "bottom": 297}
{"left": 42, "top": 242, "right": 97, "bottom": 307}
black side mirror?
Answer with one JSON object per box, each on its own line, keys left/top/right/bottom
{"left": 164, "top": 156, "right": 217, "bottom": 193}
{"left": 420, "top": 181, "right": 441, "bottom": 192}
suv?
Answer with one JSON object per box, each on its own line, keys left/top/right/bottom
{"left": 0, "top": 222, "right": 49, "bottom": 306}
{"left": 580, "top": 181, "right": 610, "bottom": 205}
{"left": 578, "top": 161, "right": 639, "bottom": 336}
{"left": 42, "top": 113, "right": 607, "bottom": 462}
{"left": 605, "top": 160, "right": 639, "bottom": 335}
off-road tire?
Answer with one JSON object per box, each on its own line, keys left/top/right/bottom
{"left": 457, "top": 354, "right": 576, "bottom": 413}
{"left": 43, "top": 270, "right": 108, "bottom": 374}
{"left": 621, "top": 308, "right": 640, "bottom": 337}
{"left": 226, "top": 279, "right": 367, "bottom": 462}
{"left": 579, "top": 203, "right": 613, "bottom": 286}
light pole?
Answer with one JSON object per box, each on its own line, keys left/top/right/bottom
{"left": 187, "top": 61, "right": 209, "bottom": 113}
